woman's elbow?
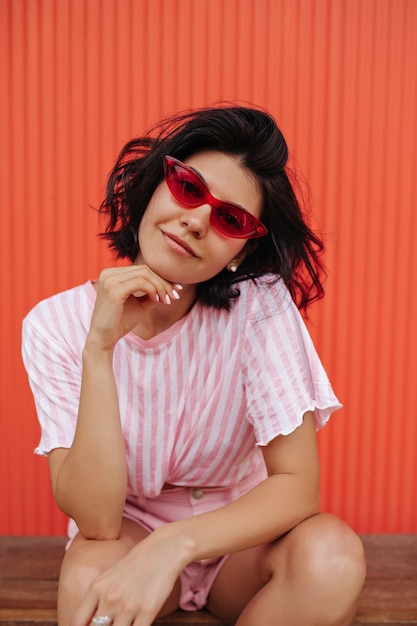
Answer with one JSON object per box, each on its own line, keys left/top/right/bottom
{"left": 78, "top": 522, "right": 122, "bottom": 541}
{"left": 54, "top": 492, "right": 123, "bottom": 540}
{"left": 72, "top": 510, "right": 123, "bottom": 540}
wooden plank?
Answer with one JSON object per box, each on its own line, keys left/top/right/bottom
{"left": 356, "top": 579, "right": 417, "bottom": 622}
{"left": 1, "top": 535, "right": 417, "bottom": 625}
{"left": 0, "top": 537, "right": 65, "bottom": 580}
{"left": 0, "top": 610, "right": 57, "bottom": 626}
{"left": 355, "top": 535, "right": 417, "bottom": 624}
{"left": 361, "top": 534, "right": 417, "bottom": 579}
{"left": 0, "top": 610, "right": 228, "bottom": 626}
{"left": 0, "top": 581, "right": 58, "bottom": 610}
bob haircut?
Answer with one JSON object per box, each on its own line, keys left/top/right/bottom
{"left": 99, "top": 105, "right": 325, "bottom": 312}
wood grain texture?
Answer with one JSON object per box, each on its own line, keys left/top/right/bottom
{"left": 1, "top": 535, "right": 417, "bottom": 625}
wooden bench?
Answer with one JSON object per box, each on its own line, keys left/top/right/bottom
{"left": 0, "top": 535, "right": 416, "bottom": 625}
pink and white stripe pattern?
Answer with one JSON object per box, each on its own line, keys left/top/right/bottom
{"left": 22, "top": 277, "right": 341, "bottom": 498}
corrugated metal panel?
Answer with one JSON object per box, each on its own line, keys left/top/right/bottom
{"left": 0, "top": 0, "right": 416, "bottom": 535}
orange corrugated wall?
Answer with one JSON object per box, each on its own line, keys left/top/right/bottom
{"left": 1, "top": 0, "right": 416, "bottom": 535}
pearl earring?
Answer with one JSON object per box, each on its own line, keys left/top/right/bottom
{"left": 228, "top": 262, "right": 238, "bottom": 273}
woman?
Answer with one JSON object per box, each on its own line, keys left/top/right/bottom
{"left": 22, "top": 105, "right": 365, "bottom": 626}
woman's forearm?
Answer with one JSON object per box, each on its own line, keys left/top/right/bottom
{"left": 154, "top": 471, "right": 320, "bottom": 567}
{"left": 158, "top": 413, "right": 320, "bottom": 564}
{"left": 54, "top": 345, "right": 127, "bottom": 539}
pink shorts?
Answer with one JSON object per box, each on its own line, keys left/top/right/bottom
{"left": 67, "top": 471, "right": 265, "bottom": 611}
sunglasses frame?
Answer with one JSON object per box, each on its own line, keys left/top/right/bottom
{"left": 163, "top": 155, "right": 268, "bottom": 239}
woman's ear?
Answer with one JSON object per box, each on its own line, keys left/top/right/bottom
{"left": 227, "top": 240, "right": 258, "bottom": 272}
{"left": 242, "top": 240, "right": 259, "bottom": 257}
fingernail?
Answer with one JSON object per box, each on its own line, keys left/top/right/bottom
{"left": 172, "top": 289, "right": 180, "bottom": 300}
{"left": 165, "top": 294, "right": 171, "bottom": 304}
{"left": 155, "top": 293, "right": 160, "bottom": 302}
{"left": 174, "top": 283, "right": 183, "bottom": 290}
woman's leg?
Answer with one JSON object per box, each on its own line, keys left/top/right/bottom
{"left": 57, "top": 517, "right": 181, "bottom": 626}
{"left": 207, "top": 513, "right": 366, "bottom": 626}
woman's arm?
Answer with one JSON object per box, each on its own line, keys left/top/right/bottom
{"left": 48, "top": 265, "right": 183, "bottom": 540}
{"left": 48, "top": 345, "right": 127, "bottom": 540}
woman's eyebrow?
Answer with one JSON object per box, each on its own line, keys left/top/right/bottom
{"left": 188, "top": 165, "right": 207, "bottom": 186}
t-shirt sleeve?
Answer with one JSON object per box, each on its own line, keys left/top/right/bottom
{"left": 22, "top": 303, "right": 83, "bottom": 456}
{"left": 241, "top": 281, "right": 342, "bottom": 446}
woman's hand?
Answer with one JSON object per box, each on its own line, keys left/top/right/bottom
{"left": 71, "top": 527, "right": 193, "bottom": 626}
{"left": 87, "top": 265, "right": 182, "bottom": 351}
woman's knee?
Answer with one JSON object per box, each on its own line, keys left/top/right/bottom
{"left": 59, "top": 541, "right": 106, "bottom": 600}
{"left": 315, "top": 514, "right": 365, "bottom": 587}
{"left": 264, "top": 513, "right": 366, "bottom": 624}
{"left": 284, "top": 513, "right": 366, "bottom": 589}
{"left": 58, "top": 533, "right": 132, "bottom": 612}
{"left": 59, "top": 518, "right": 150, "bottom": 600}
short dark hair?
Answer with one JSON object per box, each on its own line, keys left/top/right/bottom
{"left": 99, "top": 105, "right": 325, "bottom": 312}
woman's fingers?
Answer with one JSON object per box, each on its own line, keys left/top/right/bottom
{"left": 98, "top": 266, "right": 182, "bottom": 305}
{"left": 72, "top": 584, "right": 156, "bottom": 626}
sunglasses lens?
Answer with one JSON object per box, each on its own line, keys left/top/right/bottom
{"left": 213, "top": 206, "right": 250, "bottom": 237}
{"left": 169, "top": 165, "right": 205, "bottom": 206}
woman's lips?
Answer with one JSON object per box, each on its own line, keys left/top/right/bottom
{"left": 162, "top": 232, "right": 197, "bottom": 258}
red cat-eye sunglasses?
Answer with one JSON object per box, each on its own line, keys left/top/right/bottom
{"left": 163, "top": 156, "right": 268, "bottom": 239}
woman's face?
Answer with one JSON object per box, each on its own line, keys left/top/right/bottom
{"left": 137, "top": 150, "right": 263, "bottom": 285}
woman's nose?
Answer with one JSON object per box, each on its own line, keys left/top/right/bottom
{"left": 180, "top": 204, "right": 212, "bottom": 237}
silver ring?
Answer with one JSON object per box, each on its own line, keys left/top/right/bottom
{"left": 92, "top": 617, "right": 112, "bottom": 626}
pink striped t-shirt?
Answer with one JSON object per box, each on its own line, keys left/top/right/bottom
{"left": 22, "top": 276, "right": 341, "bottom": 499}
